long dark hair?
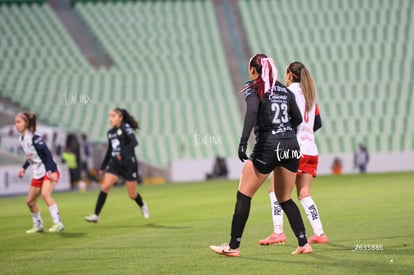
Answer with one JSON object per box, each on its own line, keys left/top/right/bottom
{"left": 114, "top": 108, "right": 140, "bottom": 130}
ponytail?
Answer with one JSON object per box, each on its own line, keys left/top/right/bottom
{"left": 27, "top": 112, "right": 37, "bottom": 133}
{"left": 241, "top": 53, "right": 278, "bottom": 99}
{"left": 287, "top": 62, "right": 316, "bottom": 112}
{"left": 115, "top": 108, "right": 140, "bottom": 130}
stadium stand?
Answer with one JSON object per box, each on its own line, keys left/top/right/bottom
{"left": 1, "top": 0, "right": 413, "bottom": 170}
{"left": 0, "top": 0, "right": 243, "bottom": 167}
{"left": 238, "top": 0, "right": 414, "bottom": 154}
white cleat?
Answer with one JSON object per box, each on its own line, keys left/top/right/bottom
{"left": 26, "top": 225, "right": 44, "bottom": 234}
{"left": 141, "top": 203, "right": 150, "bottom": 219}
{"left": 48, "top": 223, "right": 64, "bottom": 233}
{"left": 85, "top": 214, "right": 99, "bottom": 223}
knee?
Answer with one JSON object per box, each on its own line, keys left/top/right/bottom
{"left": 41, "top": 192, "right": 51, "bottom": 203}
{"left": 26, "top": 198, "right": 35, "bottom": 207}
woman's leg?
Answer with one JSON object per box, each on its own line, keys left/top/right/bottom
{"left": 258, "top": 174, "right": 285, "bottom": 245}
{"left": 229, "top": 160, "right": 269, "bottom": 249}
{"left": 126, "top": 180, "right": 149, "bottom": 218}
{"left": 274, "top": 166, "right": 311, "bottom": 252}
{"left": 26, "top": 186, "right": 43, "bottom": 231}
{"left": 296, "top": 174, "right": 327, "bottom": 240}
{"left": 41, "top": 179, "right": 64, "bottom": 228}
{"left": 93, "top": 173, "right": 118, "bottom": 216}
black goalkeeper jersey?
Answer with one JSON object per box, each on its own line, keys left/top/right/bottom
{"left": 100, "top": 122, "right": 138, "bottom": 170}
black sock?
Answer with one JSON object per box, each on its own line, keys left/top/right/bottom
{"left": 134, "top": 193, "right": 144, "bottom": 207}
{"left": 229, "top": 191, "right": 252, "bottom": 249}
{"left": 95, "top": 191, "right": 108, "bottom": 216}
{"left": 280, "top": 199, "right": 307, "bottom": 247}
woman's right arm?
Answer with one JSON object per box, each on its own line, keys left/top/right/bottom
{"left": 22, "top": 160, "right": 30, "bottom": 170}
{"left": 100, "top": 143, "right": 112, "bottom": 171}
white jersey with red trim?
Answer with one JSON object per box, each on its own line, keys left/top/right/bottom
{"left": 289, "top": 82, "right": 319, "bottom": 156}
{"left": 20, "top": 132, "right": 47, "bottom": 179}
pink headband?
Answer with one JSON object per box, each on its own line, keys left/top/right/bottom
{"left": 287, "top": 66, "right": 300, "bottom": 79}
{"left": 18, "top": 113, "right": 28, "bottom": 121}
{"left": 261, "top": 58, "right": 278, "bottom": 93}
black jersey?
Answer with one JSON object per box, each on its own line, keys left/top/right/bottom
{"left": 100, "top": 122, "right": 138, "bottom": 170}
{"left": 240, "top": 81, "right": 302, "bottom": 144}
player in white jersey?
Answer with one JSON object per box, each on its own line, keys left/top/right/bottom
{"left": 258, "top": 62, "right": 328, "bottom": 245}
{"left": 15, "top": 112, "right": 64, "bottom": 233}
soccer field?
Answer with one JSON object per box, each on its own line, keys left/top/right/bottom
{"left": 0, "top": 173, "right": 413, "bottom": 274}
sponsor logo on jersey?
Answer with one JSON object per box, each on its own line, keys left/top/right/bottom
{"left": 108, "top": 133, "right": 117, "bottom": 139}
{"left": 274, "top": 85, "right": 288, "bottom": 93}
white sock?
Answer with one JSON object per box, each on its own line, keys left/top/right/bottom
{"left": 300, "top": 196, "right": 324, "bottom": 236}
{"left": 31, "top": 212, "right": 43, "bottom": 227}
{"left": 269, "top": 192, "right": 284, "bottom": 234}
{"left": 48, "top": 204, "right": 62, "bottom": 224}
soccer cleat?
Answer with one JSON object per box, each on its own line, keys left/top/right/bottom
{"left": 85, "top": 214, "right": 99, "bottom": 223}
{"left": 26, "top": 225, "right": 44, "bottom": 234}
{"left": 292, "top": 243, "right": 313, "bottom": 254}
{"left": 140, "top": 203, "right": 150, "bottom": 219}
{"left": 209, "top": 243, "right": 240, "bottom": 257}
{"left": 48, "top": 223, "right": 64, "bottom": 232}
{"left": 258, "top": 232, "right": 287, "bottom": 245}
{"left": 308, "top": 234, "right": 328, "bottom": 244}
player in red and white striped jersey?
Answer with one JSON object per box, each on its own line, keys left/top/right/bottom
{"left": 258, "top": 62, "right": 328, "bottom": 246}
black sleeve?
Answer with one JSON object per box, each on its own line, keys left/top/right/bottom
{"left": 100, "top": 145, "right": 111, "bottom": 170}
{"left": 32, "top": 135, "right": 58, "bottom": 172}
{"left": 240, "top": 89, "right": 259, "bottom": 143}
{"left": 313, "top": 114, "right": 322, "bottom": 132}
{"left": 289, "top": 93, "right": 302, "bottom": 129}
{"left": 120, "top": 123, "right": 138, "bottom": 156}
{"left": 22, "top": 160, "right": 30, "bottom": 169}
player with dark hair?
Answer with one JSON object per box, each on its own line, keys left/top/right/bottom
{"left": 85, "top": 108, "right": 149, "bottom": 223}
{"left": 210, "top": 54, "right": 312, "bottom": 256}
{"left": 258, "top": 61, "right": 328, "bottom": 246}
{"left": 15, "top": 112, "right": 64, "bottom": 233}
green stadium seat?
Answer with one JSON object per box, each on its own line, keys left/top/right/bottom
{"left": 239, "top": 0, "right": 414, "bottom": 154}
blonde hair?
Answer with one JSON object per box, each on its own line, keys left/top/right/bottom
{"left": 287, "top": 62, "right": 316, "bottom": 113}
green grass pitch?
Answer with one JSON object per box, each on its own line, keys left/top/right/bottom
{"left": 0, "top": 172, "right": 413, "bottom": 274}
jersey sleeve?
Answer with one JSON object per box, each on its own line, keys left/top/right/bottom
{"left": 100, "top": 131, "right": 112, "bottom": 170}
{"left": 120, "top": 123, "right": 138, "bottom": 156}
{"left": 22, "top": 160, "right": 30, "bottom": 169}
{"left": 240, "top": 88, "right": 259, "bottom": 143}
{"left": 313, "top": 103, "right": 322, "bottom": 132}
{"left": 32, "top": 135, "right": 58, "bottom": 173}
{"left": 289, "top": 92, "right": 303, "bottom": 129}
{"left": 100, "top": 146, "right": 111, "bottom": 170}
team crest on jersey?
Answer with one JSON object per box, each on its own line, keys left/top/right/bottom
{"left": 117, "top": 129, "right": 122, "bottom": 136}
